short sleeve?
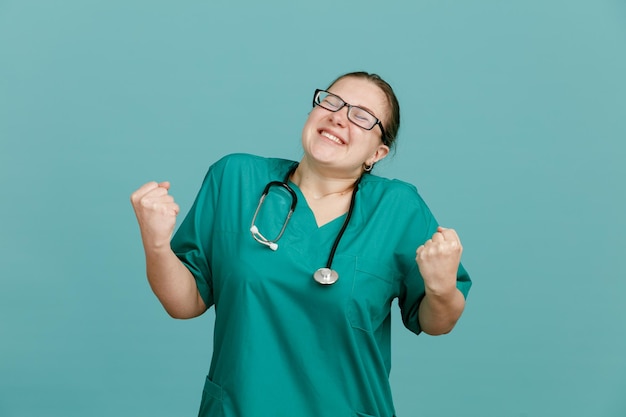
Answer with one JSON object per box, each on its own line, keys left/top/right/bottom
{"left": 170, "top": 162, "right": 224, "bottom": 309}
{"left": 396, "top": 191, "right": 472, "bottom": 335}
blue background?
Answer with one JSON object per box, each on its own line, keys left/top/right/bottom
{"left": 1, "top": 1, "right": 625, "bottom": 416}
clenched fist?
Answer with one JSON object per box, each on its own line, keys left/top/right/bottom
{"left": 416, "top": 226, "right": 463, "bottom": 295}
{"left": 130, "top": 181, "right": 180, "bottom": 251}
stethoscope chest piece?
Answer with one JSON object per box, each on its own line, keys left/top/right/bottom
{"left": 314, "top": 267, "right": 339, "bottom": 285}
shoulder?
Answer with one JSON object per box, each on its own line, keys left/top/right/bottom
{"left": 358, "top": 174, "right": 436, "bottom": 235}
{"left": 355, "top": 174, "right": 438, "bottom": 267}
{"left": 194, "top": 154, "right": 297, "bottom": 207}
{"left": 211, "top": 153, "right": 282, "bottom": 171}
{"left": 207, "top": 153, "right": 296, "bottom": 180}
{"left": 360, "top": 174, "right": 429, "bottom": 210}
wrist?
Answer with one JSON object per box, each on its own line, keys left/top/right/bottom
{"left": 142, "top": 239, "right": 173, "bottom": 256}
{"left": 424, "top": 284, "right": 459, "bottom": 300}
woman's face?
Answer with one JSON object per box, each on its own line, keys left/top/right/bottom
{"left": 301, "top": 76, "right": 390, "bottom": 177}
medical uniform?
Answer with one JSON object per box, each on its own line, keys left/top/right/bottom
{"left": 171, "top": 153, "right": 471, "bottom": 417}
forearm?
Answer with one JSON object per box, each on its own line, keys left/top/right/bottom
{"left": 418, "top": 288, "right": 465, "bottom": 335}
{"left": 144, "top": 247, "right": 206, "bottom": 319}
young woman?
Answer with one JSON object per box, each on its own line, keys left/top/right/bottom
{"left": 131, "top": 72, "right": 471, "bottom": 417}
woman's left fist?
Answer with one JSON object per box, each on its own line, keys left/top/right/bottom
{"left": 416, "top": 226, "right": 463, "bottom": 294}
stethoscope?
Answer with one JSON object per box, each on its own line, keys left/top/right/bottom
{"left": 250, "top": 164, "right": 360, "bottom": 285}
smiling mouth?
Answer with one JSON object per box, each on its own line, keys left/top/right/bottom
{"left": 321, "top": 130, "right": 345, "bottom": 145}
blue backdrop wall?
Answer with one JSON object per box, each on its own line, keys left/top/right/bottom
{"left": 1, "top": 1, "right": 625, "bottom": 416}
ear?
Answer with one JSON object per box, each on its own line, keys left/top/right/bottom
{"left": 367, "top": 143, "right": 390, "bottom": 166}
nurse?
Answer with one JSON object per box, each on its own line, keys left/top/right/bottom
{"left": 131, "top": 71, "right": 471, "bottom": 417}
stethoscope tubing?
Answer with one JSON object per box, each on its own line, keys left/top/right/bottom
{"left": 250, "top": 163, "right": 360, "bottom": 284}
{"left": 323, "top": 176, "right": 360, "bottom": 270}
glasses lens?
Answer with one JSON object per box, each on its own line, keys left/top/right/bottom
{"left": 314, "top": 90, "right": 383, "bottom": 136}
{"left": 316, "top": 91, "right": 344, "bottom": 111}
{"left": 348, "top": 107, "right": 377, "bottom": 130}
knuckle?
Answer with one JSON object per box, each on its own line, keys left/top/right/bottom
{"left": 139, "top": 198, "right": 152, "bottom": 209}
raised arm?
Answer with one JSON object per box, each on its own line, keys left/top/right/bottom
{"left": 130, "top": 181, "right": 206, "bottom": 319}
{"left": 416, "top": 226, "right": 466, "bottom": 335}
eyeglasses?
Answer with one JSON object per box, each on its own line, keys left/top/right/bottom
{"left": 313, "top": 89, "right": 388, "bottom": 145}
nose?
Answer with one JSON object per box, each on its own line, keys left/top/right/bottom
{"left": 328, "top": 106, "right": 350, "bottom": 127}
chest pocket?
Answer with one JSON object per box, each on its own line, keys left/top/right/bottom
{"left": 347, "top": 257, "right": 397, "bottom": 332}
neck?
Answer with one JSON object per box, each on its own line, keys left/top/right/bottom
{"left": 291, "top": 160, "right": 360, "bottom": 200}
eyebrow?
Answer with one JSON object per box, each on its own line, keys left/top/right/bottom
{"left": 328, "top": 91, "right": 380, "bottom": 119}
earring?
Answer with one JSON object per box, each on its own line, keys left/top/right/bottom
{"left": 363, "top": 163, "right": 374, "bottom": 172}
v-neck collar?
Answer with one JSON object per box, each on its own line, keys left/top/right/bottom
{"left": 287, "top": 180, "right": 348, "bottom": 230}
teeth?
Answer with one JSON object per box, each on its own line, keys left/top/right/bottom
{"left": 322, "top": 131, "right": 343, "bottom": 144}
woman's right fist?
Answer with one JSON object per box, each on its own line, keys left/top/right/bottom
{"left": 130, "top": 181, "right": 180, "bottom": 250}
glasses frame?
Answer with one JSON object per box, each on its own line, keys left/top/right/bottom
{"left": 313, "top": 89, "right": 388, "bottom": 145}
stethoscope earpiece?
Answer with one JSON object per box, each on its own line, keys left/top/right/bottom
{"left": 250, "top": 221, "right": 281, "bottom": 251}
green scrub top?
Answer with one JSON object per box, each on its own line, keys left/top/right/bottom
{"left": 171, "top": 153, "right": 471, "bottom": 417}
